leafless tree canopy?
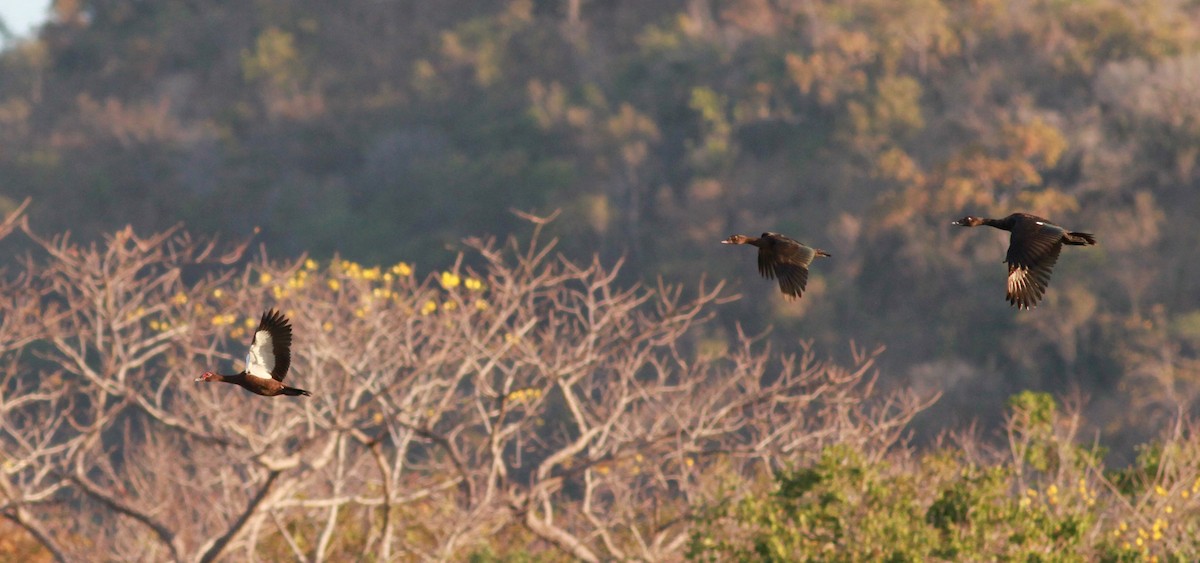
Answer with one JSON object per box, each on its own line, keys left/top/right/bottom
{"left": 0, "top": 210, "right": 930, "bottom": 561}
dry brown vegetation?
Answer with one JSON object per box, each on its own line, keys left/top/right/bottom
{"left": 4, "top": 0, "right": 1200, "bottom": 449}
{"left": 0, "top": 207, "right": 931, "bottom": 560}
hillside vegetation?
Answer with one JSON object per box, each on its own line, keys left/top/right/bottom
{"left": 3, "top": 0, "right": 1200, "bottom": 558}
{"left": 0, "top": 214, "right": 1194, "bottom": 560}
{"left": 3, "top": 0, "right": 1199, "bottom": 445}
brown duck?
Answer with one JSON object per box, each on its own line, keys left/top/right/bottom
{"left": 196, "top": 309, "right": 311, "bottom": 397}
{"left": 722, "top": 232, "right": 831, "bottom": 300}
{"left": 953, "top": 213, "right": 1096, "bottom": 309}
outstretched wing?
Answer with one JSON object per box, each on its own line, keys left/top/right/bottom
{"left": 772, "top": 261, "right": 810, "bottom": 300}
{"left": 1005, "top": 220, "right": 1065, "bottom": 309}
{"left": 245, "top": 309, "right": 293, "bottom": 381}
{"left": 760, "top": 235, "right": 816, "bottom": 300}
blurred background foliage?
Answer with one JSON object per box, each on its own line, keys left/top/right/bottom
{"left": 2, "top": 0, "right": 1200, "bottom": 453}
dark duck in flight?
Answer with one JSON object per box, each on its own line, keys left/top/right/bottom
{"left": 953, "top": 213, "right": 1096, "bottom": 310}
{"left": 196, "top": 309, "right": 311, "bottom": 397}
{"left": 722, "top": 232, "right": 831, "bottom": 300}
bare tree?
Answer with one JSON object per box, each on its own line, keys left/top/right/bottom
{"left": 0, "top": 211, "right": 931, "bottom": 561}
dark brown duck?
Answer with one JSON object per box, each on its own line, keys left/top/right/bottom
{"left": 722, "top": 232, "right": 831, "bottom": 300}
{"left": 953, "top": 213, "right": 1096, "bottom": 310}
{"left": 196, "top": 309, "right": 311, "bottom": 397}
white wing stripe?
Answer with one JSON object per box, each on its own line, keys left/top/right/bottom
{"left": 245, "top": 329, "right": 276, "bottom": 380}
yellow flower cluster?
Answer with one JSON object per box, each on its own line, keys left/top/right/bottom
{"left": 421, "top": 300, "right": 438, "bottom": 315}
{"left": 1076, "top": 478, "right": 1096, "bottom": 506}
{"left": 1021, "top": 479, "right": 1098, "bottom": 511}
{"left": 287, "top": 269, "right": 310, "bottom": 289}
{"left": 148, "top": 319, "right": 171, "bottom": 331}
{"left": 171, "top": 292, "right": 189, "bottom": 305}
{"left": 1122, "top": 517, "right": 1169, "bottom": 548}
{"left": 211, "top": 313, "right": 238, "bottom": 326}
{"left": 506, "top": 387, "right": 542, "bottom": 404}
{"left": 438, "top": 272, "right": 485, "bottom": 292}
{"left": 334, "top": 259, "right": 403, "bottom": 282}
{"left": 1109, "top": 477, "right": 1196, "bottom": 556}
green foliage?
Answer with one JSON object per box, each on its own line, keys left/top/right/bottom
{"left": 687, "top": 439, "right": 1114, "bottom": 561}
{"left": 1008, "top": 390, "right": 1060, "bottom": 472}
{"left": 241, "top": 26, "right": 305, "bottom": 89}
{"left": 688, "top": 388, "right": 1200, "bottom": 562}
{"left": 689, "top": 445, "right": 931, "bottom": 561}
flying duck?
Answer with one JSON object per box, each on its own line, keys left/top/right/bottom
{"left": 952, "top": 213, "right": 1096, "bottom": 309}
{"left": 722, "top": 232, "right": 831, "bottom": 300}
{"left": 196, "top": 309, "right": 310, "bottom": 397}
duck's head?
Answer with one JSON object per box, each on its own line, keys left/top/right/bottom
{"left": 721, "top": 234, "right": 752, "bottom": 245}
{"left": 195, "top": 371, "right": 218, "bottom": 382}
{"left": 952, "top": 216, "right": 984, "bottom": 227}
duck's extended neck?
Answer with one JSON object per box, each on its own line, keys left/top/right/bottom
{"left": 213, "top": 372, "right": 246, "bottom": 384}
{"left": 983, "top": 217, "right": 1014, "bottom": 231}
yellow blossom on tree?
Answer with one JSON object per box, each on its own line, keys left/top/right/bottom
{"left": 465, "top": 277, "right": 484, "bottom": 291}
{"left": 305, "top": 258, "right": 318, "bottom": 271}
{"left": 440, "top": 271, "right": 461, "bottom": 289}
{"left": 172, "top": 292, "right": 188, "bottom": 305}
{"left": 421, "top": 300, "right": 437, "bottom": 315}
{"left": 391, "top": 262, "right": 413, "bottom": 277}
{"left": 328, "top": 279, "right": 341, "bottom": 291}
{"left": 259, "top": 272, "right": 273, "bottom": 285}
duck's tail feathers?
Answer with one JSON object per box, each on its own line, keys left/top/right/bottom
{"left": 1065, "top": 232, "right": 1096, "bottom": 245}
{"left": 282, "top": 386, "right": 312, "bottom": 397}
